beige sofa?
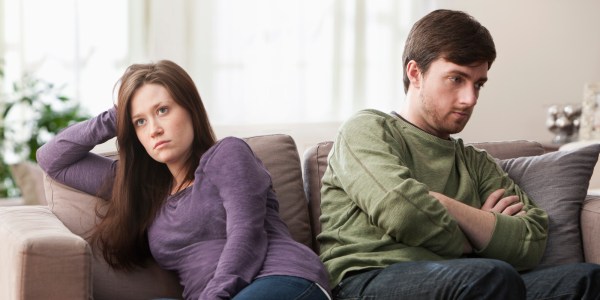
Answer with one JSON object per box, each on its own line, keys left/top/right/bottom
{"left": 0, "top": 135, "right": 599, "bottom": 300}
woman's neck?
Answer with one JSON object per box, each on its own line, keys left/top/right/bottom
{"left": 171, "top": 178, "right": 193, "bottom": 195}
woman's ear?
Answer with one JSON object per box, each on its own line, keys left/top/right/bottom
{"left": 406, "top": 60, "right": 421, "bottom": 89}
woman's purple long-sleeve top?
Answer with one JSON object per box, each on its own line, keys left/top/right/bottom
{"left": 36, "top": 108, "right": 330, "bottom": 299}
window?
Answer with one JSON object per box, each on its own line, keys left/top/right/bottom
{"left": 1, "top": 0, "right": 128, "bottom": 116}
{"left": 2, "top": 0, "right": 431, "bottom": 126}
{"left": 179, "top": 0, "right": 421, "bottom": 125}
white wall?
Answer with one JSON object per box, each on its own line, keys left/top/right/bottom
{"left": 215, "top": 1, "right": 600, "bottom": 150}
{"left": 434, "top": 1, "right": 600, "bottom": 143}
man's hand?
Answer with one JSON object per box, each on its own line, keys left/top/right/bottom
{"left": 481, "top": 189, "right": 526, "bottom": 217}
{"left": 429, "top": 189, "right": 527, "bottom": 253}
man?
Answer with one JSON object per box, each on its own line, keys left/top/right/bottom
{"left": 318, "top": 9, "right": 600, "bottom": 299}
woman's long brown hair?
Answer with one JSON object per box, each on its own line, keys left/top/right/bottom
{"left": 90, "top": 60, "right": 216, "bottom": 270}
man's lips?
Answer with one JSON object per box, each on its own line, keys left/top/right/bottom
{"left": 453, "top": 110, "right": 471, "bottom": 117}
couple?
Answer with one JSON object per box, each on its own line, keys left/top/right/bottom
{"left": 38, "top": 9, "right": 599, "bottom": 300}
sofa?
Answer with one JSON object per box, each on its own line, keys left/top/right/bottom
{"left": 0, "top": 134, "right": 599, "bottom": 300}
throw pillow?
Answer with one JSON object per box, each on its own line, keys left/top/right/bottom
{"left": 10, "top": 161, "right": 47, "bottom": 205}
{"left": 498, "top": 144, "right": 600, "bottom": 267}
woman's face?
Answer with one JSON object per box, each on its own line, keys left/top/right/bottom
{"left": 130, "top": 83, "right": 194, "bottom": 176}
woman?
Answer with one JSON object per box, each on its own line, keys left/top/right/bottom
{"left": 37, "top": 60, "right": 330, "bottom": 300}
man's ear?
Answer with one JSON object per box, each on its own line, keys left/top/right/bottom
{"left": 406, "top": 60, "right": 421, "bottom": 89}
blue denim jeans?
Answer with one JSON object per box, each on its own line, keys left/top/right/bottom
{"left": 333, "top": 258, "right": 600, "bottom": 300}
{"left": 233, "top": 275, "right": 329, "bottom": 300}
{"left": 521, "top": 262, "right": 600, "bottom": 299}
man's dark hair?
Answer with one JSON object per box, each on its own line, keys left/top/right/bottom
{"left": 402, "top": 9, "right": 496, "bottom": 93}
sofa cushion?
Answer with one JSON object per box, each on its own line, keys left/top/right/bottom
{"left": 10, "top": 161, "right": 47, "bottom": 205}
{"left": 498, "top": 144, "right": 600, "bottom": 267}
{"left": 243, "top": 134, "right": 313, "bottom": 248}
{"left": 44, "top": 177, "right": 183, "bottom": 300}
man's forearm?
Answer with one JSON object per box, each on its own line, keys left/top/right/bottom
{"left": 430, "top": 192, "right": 495, "bottom": 251}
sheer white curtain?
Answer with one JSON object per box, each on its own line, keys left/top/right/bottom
{"left": 1, "top": 0, "right": 433, "bottom": 127}
{"left": 0, "top": 0, "right": 129, "bottom": 116}
{"left": 0, "top": 0, "right": 129, "bottom": 162}
{"left": 141, "top": 0, "right": 433, "bottom": 126}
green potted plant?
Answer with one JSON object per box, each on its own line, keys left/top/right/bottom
{"left": 0, "top": 66, "right": 89, "bottom": 199}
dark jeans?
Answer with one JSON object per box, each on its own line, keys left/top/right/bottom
{"left": 333, "top": 258, "right": 600, "bottom": 300}
{"left": 233, "top": 275, "right": 330, "bottom": 300}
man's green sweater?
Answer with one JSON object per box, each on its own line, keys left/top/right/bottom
{"left": 318, "top": 109, "right": 548, "bottom": 287}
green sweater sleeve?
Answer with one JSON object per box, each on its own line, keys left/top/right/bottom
{"left": 464, "top": 148, "right": 548, "bottom": 270}
{"left": 325, "top": 111, "right": 465, "bottom": 257}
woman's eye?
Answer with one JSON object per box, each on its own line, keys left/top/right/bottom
{"left": 158, "top": 107, "right": 168, "bottom": 114}
{"left": 134, "top": 119, "right": 146, "bottom": 127}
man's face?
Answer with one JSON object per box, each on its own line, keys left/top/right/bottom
{"left": 410, "top": 58, "right": 488, "bottom": 139}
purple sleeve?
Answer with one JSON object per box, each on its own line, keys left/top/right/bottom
{"left": 36, "top": 107, "right": 118, "bottom": 199}
{"left": 199, "top": 137, "right": 270, "bottom": 299}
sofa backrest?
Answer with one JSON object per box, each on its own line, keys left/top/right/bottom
{"left": 301, "top": 139, "right": 545, "bottom": 252}
{"left": 468, "top": 140, "right": 545, "bottom": 159}
{"left": 302, "top": 141, "right": 333, "bottom": 252}
{"left": 44, "top": 133, "right": 312, "bottom": 300}
{"left": 243, "top": 134, "right": 313, "bottom": 248}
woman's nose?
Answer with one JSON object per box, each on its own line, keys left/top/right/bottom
{"left": 150, "top": 121, "right": 163, "bottom": 137}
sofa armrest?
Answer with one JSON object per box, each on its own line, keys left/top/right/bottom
{"left": 0, "top": 206, "right": 91, "bottom": 300}
{"left": 581, "top": 195, "right": 600, "bottom": 264}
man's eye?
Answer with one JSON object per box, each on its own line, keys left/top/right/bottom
{"left": 449, "top": 76, "right": 462, "bottom": 83}
{"left": 475, "top": 82, "right": 485, "bottom": 90}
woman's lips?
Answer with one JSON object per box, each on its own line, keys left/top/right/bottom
{"left": 154, "top": 140, "right": 169, "bottom": 149}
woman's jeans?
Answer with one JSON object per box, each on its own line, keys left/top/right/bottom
{"left": 333, "top": 258, "right": 600, "bottom": 300}
{"left": 233, "top": 275, "right": 329, "bottom": 300}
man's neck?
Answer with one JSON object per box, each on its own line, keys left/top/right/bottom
{"left": 391, "top": 110, "right": 452, "bottom": 140}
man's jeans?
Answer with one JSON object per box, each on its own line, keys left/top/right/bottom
{"left": 333, "top": 258, "right": 600, "bottom": 299}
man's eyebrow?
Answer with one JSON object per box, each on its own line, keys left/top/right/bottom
{"left": 450, "top": 70, "right": 488, "bottom": 83}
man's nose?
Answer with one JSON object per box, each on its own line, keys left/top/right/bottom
{"left": 460, "top": 86, "right": 478, "bottom": 106}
